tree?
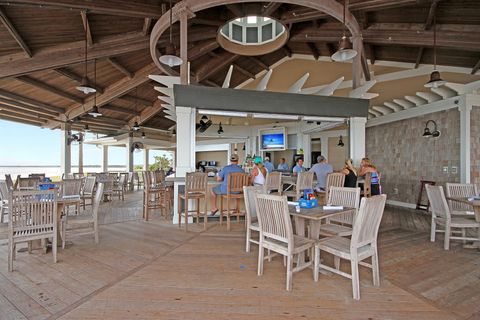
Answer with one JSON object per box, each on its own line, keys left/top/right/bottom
{"left": 149, "top": 154, "right": 173, "bottom": 171}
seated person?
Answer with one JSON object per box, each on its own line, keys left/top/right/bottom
{"left": 292, "top": 158, "right": 305, "bottom": 176}
{"left": 277, "top": 157, "right": 289, "bottom": 171}
{"left": 341, "top": 159, "right": 357, "bottom": 188}
{"left": 358, "top": 157, "right": 381, "bottom": 196}
{"left": 249, "top": 158, "right": 267, "bottom": 186}
{"left": 309, "top": 155, "right": 333, "bottom": 192}
{"left": 209, "top": 154, "right": 244, "bottom": 215}
{"left": 264, "top": 156, "right": 274, "bottom": 173}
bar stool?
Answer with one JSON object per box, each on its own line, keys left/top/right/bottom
{"left": 142, "top": 171, "right": 167, "bottom": 221}
{"left": 178, "top": 172, "right": 208, "bottom": 231}
{"left": 220, "top": 172, "right": 249, "bottom": 231}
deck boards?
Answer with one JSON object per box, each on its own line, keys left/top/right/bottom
{"left": 0, "top": 191, "right": 478, "bottom": 319}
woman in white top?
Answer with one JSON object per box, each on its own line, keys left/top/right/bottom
{"left": 250, "top": 160, "right": 267, "bottom": 186}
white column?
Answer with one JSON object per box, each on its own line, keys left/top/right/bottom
{"left": 143, "top": 148, "right": 149, "bottom": 170}
{"left": 302, "top": 134, "right": 311, "bottom": 168}
{"left": 78, "top": 133, "right": 84, "bottom": 174}
{"left": 459, "top": 103, "right": 472, "bottom": 183}
{"left": 60, "top": 126, "right": 71, "bottom": 176}
{"left": 320, "top": 136, "right": 329, "bottom": 160}
{"left": 175, "top": 106, "right": 196, "bottom": 177}
{"left": 126, "top": 136, "right": 134, "bottom": 172}
{"left": 349, "top": 117, "right": 367, "bottom": 167}
{"left": 101, "top": 145, "right": 108, "bottom": 172}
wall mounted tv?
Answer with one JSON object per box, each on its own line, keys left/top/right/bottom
{"left": 259, "top": 127, "right": 286, "bottom": 151}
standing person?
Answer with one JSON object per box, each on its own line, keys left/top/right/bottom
{"left": 277, "top": 157, "right": 289, "bottom": 171}
{"left": 341, "top": 159, "right": 357, "bottom": 188}
{"left": 358, "top": 157, "right": 381, "bottom": 195}
{"left": 292, "top": 158, "right": 305, "bottom": 176}
{"left": 210, "top": 154, "right": 244, "bottom": 215}
{"left": 309, "top": 155, "right": 333, "bottom": 192}
{"left": 250, "top": 158, "right": 267, "bottom": 186}
{"left": 264, "top": 156, "right": 274, "bottom": 173}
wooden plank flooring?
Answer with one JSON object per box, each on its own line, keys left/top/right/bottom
{"left": 0, "top": 191, "right": 478, "bottom": 319}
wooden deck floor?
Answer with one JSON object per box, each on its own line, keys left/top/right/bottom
{"left": 0, "top": 192, "right": 479, "bottom": 320}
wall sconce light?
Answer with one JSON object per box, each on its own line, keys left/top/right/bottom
{"left": 337, "top": 135, "right": 345, "bottom": 147}
{"left": 422, "top": 120, "right": 441, "bottom": 138}
{"left": 217, "top": 122, "right": 224, "bottom": 135}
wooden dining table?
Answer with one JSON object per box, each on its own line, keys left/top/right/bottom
{"left": 446, "top": 196, "right": 480, "bottom": 249}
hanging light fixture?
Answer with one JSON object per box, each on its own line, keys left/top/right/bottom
{"left": 84, "top": 124, "right": 91, "bottom": 132}
{"left": 132, "top": 87, "right": 140, "bottom": 131}
{"left": 217, "top": 122, "right": 224, "bottom": 135}
{"left": 331, "top": 0, "right": 357, "bottom": 62}
{"left": 88, "top": 59, "right": 102, "bottom": 117}
{"left": 425, "top": 14, "right": 446, "bottom": 88}
{"left": 76, "top": 11, "right": 96, "bottom": 94}
{"left": 159, "top": 0, "right": 183, "bottom": 67}
{"left": 337, "top": 135, "right": 345, "bottom": 147}
{"left": 141, "top": 131, "right": 146, "bottom": 139}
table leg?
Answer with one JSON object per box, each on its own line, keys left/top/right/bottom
{"left": 294, "top": 217, "right": 306, "bottom": 264}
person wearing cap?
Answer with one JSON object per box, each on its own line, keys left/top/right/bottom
{"left": 277, "top": 157, "right": 289, "bottom": 171}
{"left": 309, "top": 155, "right": 333, "bottom": 192}
{"left": 264, "top": 156, "right": 274, "bottom": 173}
{"left": 250, "top": 158, "right": 267, "bottom": 186}
{"left": 209, "top": 154, "right": 245, "bottom": 215}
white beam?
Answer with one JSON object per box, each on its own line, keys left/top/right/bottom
{"left": 372, "top": 105, "right": 393, "bottom": 115}
{"left": 102, "top": 145, "right": 108, "bottom": 172}
{"left": 288, "top": 73, "right": 310, "bottom": 93}
{"left": 393, "top": 99, "right": 415, "bottom": 109}
{"left": 384, "top": 101, "right": 403, "bottom": 112}
{"left": 416, "top": 91, "right": 442, "bottom": 103}
{"left": 405, "top": 95, "right": 427, "bottom": 106}
{"left": 255, "top": 69, "right": 272, "bottom": 91}
{"left": 349, "top": 117, "right": 367, "bottom": 167}
{"left": 459, "top": 102, "right": 471, "bottom": 183}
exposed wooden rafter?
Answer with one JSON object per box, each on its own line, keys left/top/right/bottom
{"left": 142, "top": 18, "right": 152, "bottom": 36}
{"left": 225, "top": 4, "right": 244, "bottom": 17}
{"left": 472, "top": 59, "right": 480, "bottom": 75}
{"left": 80, "top": 10, "right": 93, "bottom": 46}
{"left": 0, "top": 97, "right": 59, "bottom": 117}
{"left": 0, "top": 6, "right": 32, "bottom": 57}
{"left": 187, "top": 39, "right": 219, "bottom": 61}
{"left": 307, "top": 42, "right": 320, "bottom": 60}
{"left": 100, "top": 104, "right": 140, "bottom": 116}
{"left": 262, "top": 3, "right": 282, "bottom": 17}
{"left": 195, "top": 51, "right": 239, "bottom": 82}
{"left": 127, "top": 100, "right": 163, "bottom": 127}
{"left": 106, "top": 57, "right": 133, "bottom": 79}
{"left": 16, "top": 75, "right": 84, "bottom": 104}
{"left": 247, "top": 56, "right": 269, "bottom": 70}
{"left": 415, "top": 0, "right": 440, "bottom": 68}
{"left": 0, "top": 88, "right": 64, "bottom": 114}
{"left": 54, "top": 68, "right": 104, "bottom": 94}
{"left": 120, "top": 94, "right": 152, "bottom": 107}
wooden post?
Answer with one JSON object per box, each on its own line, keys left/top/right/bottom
{"left": 179, "top": 9, "right": 188, "bottom": 85}
{"left": 102, "top": 145, "right": 108, "bottom": 172}
{"left": 60, "top": 123, "right": 71, "bottom": 177}
{"left": 352, "top": 35, "right": 363, "bottom": 89}
{"left": 78, "top": 133, "right": 84, "bottom": 174}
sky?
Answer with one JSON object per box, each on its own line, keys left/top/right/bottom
{"left": 0, "top": 119, "right": 170, "bottom": 166}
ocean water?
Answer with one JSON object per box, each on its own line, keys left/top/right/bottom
{"left": 0, "top": 165, "right": 127, "bottom": 178}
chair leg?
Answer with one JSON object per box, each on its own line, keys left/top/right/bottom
{"left": 257, "top": 244, "right": 264, "bottom": 276}
{"left": 246, "top": 227, "right": 251, "bottom": 252}
{"left": 227, "top": 197, "right": 231, "bottom": 231}
{"left": 314, "top": 246, "right": 320, "bottom": 282}
{"left": 351, "top": 258, "right": 360, "bottom": 300}
{"left": 444, "top": 225, "right": 451, "bottom": 250}
{"left": 430, "top": 217, "right": 436, "bottom": 242}
{"left": 184, "top": 197, "right": 188, "bottom": 232}
{"left": 203, "top": 195, "right": 208, "bottom": 230}
{"left": 94, "top": 220, "right": 99, "bottom": 244}
{"left": 8, "top": 240, "right": 14, "bottom": 272}
{"left": 52, "top": 235, "right": 57, "bottom": 264}
{"left": 462, "top": 228, "right": 466, "bottom": 245}
{"left": 28, "top": 241, "right": 32, "bottom": 254}
{"left": 286, "top": 254, "right": 293, "bottom": 291}
{"left": 372, "top": 247, "right": 380, "bottom": 287}
{"left": 219, "top": 197, "right": 224, "bottom": 226}
{"left": 334, "top": 256, "right": 340, "bottom": 270}
{"left": 236, "top": 198, "right": 240, "bottom": 224}
{"left": 196, "top": 199, "right": 200, "bottom": 225}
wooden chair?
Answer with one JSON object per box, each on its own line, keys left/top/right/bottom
{"left": 154, "top": 170, "right": 165, "bottom": 185}
{"left": 319, "top": 187, "right": 361, "bottom": 237}
{"left": 135, "top": 171, "right": 144, "bottom": 189}
{"left": 62, "top": 183, "right": 104, "bottom": 248}
{"left": 445, "top": 183, "right": 478, "bottom": 216}
{"left": 243, "top": 185, "right": 266, "bottom": 252}
{"left": 255, "top": 193, "right": 315, "bottom": 291}
{"left": 142, "top": 171, "right": 167, "bottom": 221}
{"left": 264, "top": 171, "right": 282, "bottom": 195}
{"left": 361, "top": 172, "right": 372, "bottom": 198}
{"left": 5, "top": 174, "right": 14, "bottom": 191}
{"left": 80, "top": 176, "right": 96, "bottom": 209}
{"left": 425, "top": 184, "right": 480, "bottom": 250}
{"left": 178, "top": 172, "right": 208, "bottom": 231}
{"left": 220, "top": 172, "right": 249, "bottom": 231}
{"left": 112, "top": 174, "right": 126, "bottom": 200}
{"left": 314, "top": 194, "right": 387, "bottom": 300}
{"left": 61, "top": 178, "right": 82, "bottom": 215}
{"left": 283, "top": 171, "right": 314, "bottom": 200}
{"left": 318, "top": 172, "right": 346, "bottom": 204}
{"left": 0, "top": 180, "right": 9, "bottom": 223}
{"left": 17, "top": 177, "right": 39, "bottom": 191}
{"left": 8, "top": 190, "right": 58, "bottom": 271}
{"left": 29, "top": 173, "right": 45, "bottom": 180}
{"left": 102, "top": 179, "right": 115, "bottom": 201}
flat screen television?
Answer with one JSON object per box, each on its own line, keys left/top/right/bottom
{"left": 259, "top": 127, "right": 286, "bottom": 151}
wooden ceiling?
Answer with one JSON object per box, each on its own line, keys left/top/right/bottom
{"left": 0, "top": 0, "right": 478, "bottom": 134}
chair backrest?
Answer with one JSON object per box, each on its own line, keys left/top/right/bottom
{"left": 9, "top": 190, "right": 57, "bottom": 235}
{"left": 255, "top": 193, "right": 293, "bottom": 248}
{"left": 155, "top": 170, "right": 165, "bottom": 184}
{"left": 264, "top": 172, "right": 282, "bottom": 194}
{"left": 363, "top": 172, "right": 372, "bottom": 197}
{"left": 29, "top": 173, "right": 45, "bottom": 180}
{"left": 425, "top": 184, "right": 450, "bottom": 220}
{"left": 243, "top": 185, "right": 265, "bottom": 227}
{"left": 5, "top": 174, "right": 14, "bottom": 191}
{"left": 351, "top": 194, "right": 387, "bottom": 249}
{"left": 17, "top": 177, "right": 40, "bottom": 190}
{"left": 326, "top": 173, "right": 345, "bottom": 197}
{"left": 62, "top": 179, "right": 82, "bottom": 196}
{"left": 92, "top": 183, "right": 104, "bottom": 219}
{"left": 227, "top": 172, "right": 249, "bottom": 194}
{"left": 63, "top": 173, "right": 74, "bottom": 179}
{"left": 185, "top": 172, "right": 208, "bottom": 193}
{"left": 73, "top": 173, "right": 85, "bottom": 179}
{"left": 0, "top": 180, "right": 8, "bottom": 202}
{"left": 445, "top": 183, "right": 477, "bottom": 212}
{"left": 83, "top": 176, "right": 96, "bottom": 194}
{"left": 328, "top": 186, "right": 361, "bottom": 225}
{"left": 296, "top": 171, "right": 314, "bottom": 192}
{"left": 118, "top": 173, "right": 126, "bottom": 186}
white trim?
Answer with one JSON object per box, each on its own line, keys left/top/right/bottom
{"left": 459, "top": 102, "right": 472, "bottom": 183}
{"left": 386, "top": 199, "right": 417, "bottom": 209}
{"left": 195, "top": 143, "right": 230, "bottom": 152}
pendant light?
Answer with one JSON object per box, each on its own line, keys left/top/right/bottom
{"left": 132, "top": 87, "right": 141, "bottom": 131}
{"left": 141, "top": 132, "right": 146, "bottom": 139}
{"left": 84, "top": 124, "right": 90, "bottom": 132}
{"left": 76, "top": 11, "right": 96, "bottom": 94}
{"left": 337, "top": 135, "right": 345, "bottom": 147}
{"left": 425, "top": 14, "right": 446, "bottom": 88}
{"left": 159, "top": 0, "right": 183, "bottom": 67}
{"left": 88, "top": 59, "right": 102, "bottom": 117}
{"left": 331, "top": 0, "right": 357, "bottom": 62}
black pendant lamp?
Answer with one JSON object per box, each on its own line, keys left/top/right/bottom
{"left": 132, "top": 87, "right": 140, "bottom": 131}
{"left": 331, "top": 0, "right": 357, "bottom": 62}
{"left": 337, "top": 135, "right": 345, "bottom": 147}
{"left": 159, "top": 0, "right": 183, "bottom": 67}
{"left": 88, "top": 59, "right": 102, "bottom": 118}
{"left": 76, "top": 11, "right": 96, "bottom": 94}
{"left": 425, "top": 14, "right": 446, "bottom": 88}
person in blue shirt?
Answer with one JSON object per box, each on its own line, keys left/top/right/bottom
{"left": 309, "top": 155, "right": 333, "bottom": 192}
{"left": 292, "top": 158, "right": 305, "bottom": 176}
{"left": 264, "top": 156, "right": 274, "bottom": 173}
{"left": 210, "top": 154, "right": 244, "bottom": 215}
{"left": 277, "top": 157, "right": 289, "bottom": 171}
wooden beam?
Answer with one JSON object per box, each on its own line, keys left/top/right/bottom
{"left": 472, "top": 59, "right": 480, "bottom": 75}
{"left": 100, "top": 104, "right": 140, "bottom": 116}
{"left": 414, "top": 47, "right": 424, "bottom": 69}
{"left": 106, "top": 57, "right": 133, "bottom": 79}
{"left": 247, "top": 56, "right": 269, "bottom": 70}
{"left": 0, "top": 89, "right": 64, "bottom": 113}
{"left": 307, "top": 42, "right": 320, "bottom": 60}
{"left": 187, "top": 39, "right": 219, "bottom": 61}
{"left": 0, "top": 97, "right": 59, "bottom": 117}
{"left": 16, "top": 75, "right": 84, "bottom": 104}
{"left": 1, "top": 0, "right": 163, "bottom": 18}
{"left": 54, "top": 68, "right": 104, "bottom": 93}
{"left": 416, "top": 0, "right": 440, "bottom": 69}
{"left": 195, "top": 51, "right": 239, "bottom": 82}
{"left": 142, "top": 18, "right": 152, "bottom": 36}
{"left": 0, "top": 103, "right": 54, "bottom": 120}
{"left": 189, "top": 18, "right": 224, "bottom": 27}
{"left": 225, "top": 4, "right": 244, "bottom": 17}
{"left": 0, "top": 33, "right": 150, "bottom": 78}
{"left": 232, "top": 64, "right": 255, "bottom": 79}
{"left": 80, "top": 10, "right": 93, "bottom": 46}
{"left": 203, "top": 79, "right": 220, "bottom": 87}
{"left": 120, "top": 94, "right": 152, "bottom": 107}
{"left": 0, "top": 109, "right": 47, "bottom": 124}
{"left": 282, "top": 44, "right": 292, "bottom": 57}
{"left": 367, "top": 44, "right": 375, "bottom": 65}
{"left": 0, "top": 6, "right": 32, "bottom": 57}
{"left": 262, "top": 3, "right": 282, "bottom": 16}
{"left": 361, "top": 50, "right": 371, "bottom": 82}
{"left": 128, "top": 100, "right": 163, "bottom": 127}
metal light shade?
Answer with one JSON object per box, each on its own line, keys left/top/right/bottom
{"left": 141, "top": 132, "right": 146, "bottom": 139}
{"left": 84, "top": 124, "right": 90, "bottom": 132}
{"left": 159, "top": 43, "right": 183, "bottom": 67}
{"left": 88, "top": 105, "right": 102, "bottom": 118}
{"left": 423, "top": 120, "right": 441, "bottom": 138}
{"left": 422, "top": 127, "right": 432, "bottom": 137}
{"left": 76, "top": 77, "right": 96, "bottom": 94}
{"left": 424, "top": 70, "right": 446, "bottom": 88}
{"left": 132, "top": 121, "right": 141, "bottom": 131}
{"left": 337, "top": 136, "right": 345, "bottom": 147}
{"left": 331, "top": 35, "right": 357, "bottom": 62}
